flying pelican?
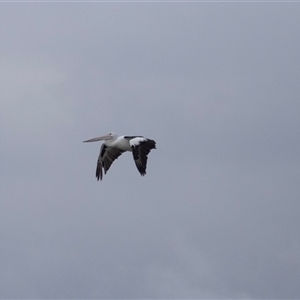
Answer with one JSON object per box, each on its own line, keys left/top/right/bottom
{"left": 83, "top": 132, "right": 156, "bottom": 181}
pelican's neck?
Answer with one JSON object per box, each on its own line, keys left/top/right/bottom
{"left": 105, "top": 134, "right": 118, "bottom": 145}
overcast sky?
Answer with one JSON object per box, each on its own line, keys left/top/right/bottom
{"left": 1, "top": 2, "right": 300, "bottom": 299}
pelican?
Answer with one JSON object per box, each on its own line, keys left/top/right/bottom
{"left": 83, "top": 132, "right": 156, "bottom": 181}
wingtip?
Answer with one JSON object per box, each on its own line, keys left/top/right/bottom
{"left": 140, "top": 170, "right": 146, "bottom": 176}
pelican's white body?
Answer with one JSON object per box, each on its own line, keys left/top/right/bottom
{"left": 105, "top": 136, "right": 147, "bottom": 151}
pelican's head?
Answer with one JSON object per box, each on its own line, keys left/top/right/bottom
{"left": 83, "top": 132, "right": 118, "bottom": 143}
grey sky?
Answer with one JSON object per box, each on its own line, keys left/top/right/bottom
{"left": 1, "top": 3, "right": 300, "bottom": 299}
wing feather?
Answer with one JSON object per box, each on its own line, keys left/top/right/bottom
{"left": 96, "top": 144, "right": 125, "bottom": 181}
{"left": 130, "top": 138, "right": 156, "bottom": 176}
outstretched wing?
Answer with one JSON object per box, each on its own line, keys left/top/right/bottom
{"left": 129, "top": 137, "right": 156, "bottom": 176}
{"left": 96, "top": 144, "right": 125, "bottom": 181}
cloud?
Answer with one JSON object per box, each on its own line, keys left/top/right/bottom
{"left": 1, "top": 3, "right": 300, "bottom": 299}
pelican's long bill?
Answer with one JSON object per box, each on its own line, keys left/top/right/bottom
{"left": 83, "top": 134, "right": 112, "bottom": 143}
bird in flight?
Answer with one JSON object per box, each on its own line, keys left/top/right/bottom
{"left": 83, "top": 132, "right": 156, "bottom": 181}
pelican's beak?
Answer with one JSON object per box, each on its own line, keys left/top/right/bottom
{"left": 83, "top": 134, "right": 112, "bottom": 143}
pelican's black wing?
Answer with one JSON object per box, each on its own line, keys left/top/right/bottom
{"left": 127, "top": 137, "right": 156, "bottom": 176}
{"left": 96, "top": 144, "right": 125, "bottom": 180}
